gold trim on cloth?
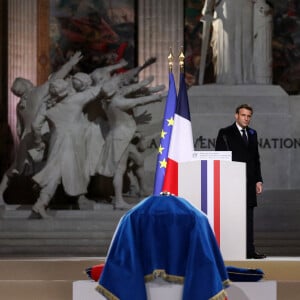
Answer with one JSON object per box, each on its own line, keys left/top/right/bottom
{"left": 208, "top": 279, "right": 230, "bottom": 300}
{"left": 223, "top": 279, "right": 231, "bottom": 288}
{"left": 144, "top": 269, "right": 184, "bottom": 284}
{"left": 96, "top": 285, "right": 120, "bottom": 300}
{"left": 209, "top": 289, "right": 228, "bottom": 300}
{"left": 96, "top": 272, "right": 230, "bottom": 300}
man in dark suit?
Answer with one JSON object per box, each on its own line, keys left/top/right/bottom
{"left": 215, "top": 104, "right": 265, "bottom": 259}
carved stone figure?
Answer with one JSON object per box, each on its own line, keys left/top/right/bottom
{"left": 0, "top": 52, "right": 83, "bottom": 206}
{"left": 97, "top": 74, "right": 166, "bottom": 210}
{"left": 253, "top": 0, "right": 273, "bottom": 84}
{"left": 201, "top": 0, "right": 273, "bottom": 85}
{"left": 90, "top": 59, "right": 128, "bottom": 85}
{"left": 31, "top": 75, "right": 104, "bottom": 218}
{"left": 211, "top": 0, "right": 255, "bottom": 84}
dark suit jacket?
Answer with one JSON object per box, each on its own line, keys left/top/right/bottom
{"left": 215, "top": 123, "right": 262, "bottom": 207}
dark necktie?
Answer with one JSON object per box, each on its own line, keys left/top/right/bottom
{"left": 241, "top": 129, "right": 248, "bottom": 144}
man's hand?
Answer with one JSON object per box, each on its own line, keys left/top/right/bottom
{"left": 256, "top": 182, "right": 263, "bottom": 194}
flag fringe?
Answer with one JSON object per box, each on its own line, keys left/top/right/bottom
{"left": 96, "top": 284, "right": 120, "bottom": 300}
{"left": 209, "top": 289, "right": 228, "bottom": 300}
{"left": 96, "top": 272, "right": 230, "bottom": 299}
{"left": 144, "top": 269, "right": 184, "bottom": 284}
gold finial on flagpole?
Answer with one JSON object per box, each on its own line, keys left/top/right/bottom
{"left": 168, "top": 48, "right": 174, "bottom": 72}
{"left": 178, "top": 47, "right": 185, "bottom": 73}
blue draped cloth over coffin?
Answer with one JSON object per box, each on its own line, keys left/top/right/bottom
{"left": 96, "top": 195, "right": 230, "bottom": 300}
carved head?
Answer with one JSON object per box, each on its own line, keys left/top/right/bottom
{"left": 72, "top": 72, "right": 92, "bottom": 91}
{"left": 49, "top": 79, "right": 69, "bottom": 100}
{"left": 11, "top": 77, "right": 34, "bottom": 97}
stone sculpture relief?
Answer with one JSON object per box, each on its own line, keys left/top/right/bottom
{"left": 0, "top": 55, "right": 166, "bottom": 218}
{"left": 0, "top": 51, "right": 83, "bottom": 207}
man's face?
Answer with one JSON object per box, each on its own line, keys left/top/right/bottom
{"left": 235, "top": 108, "right": 252, "bottom": 128}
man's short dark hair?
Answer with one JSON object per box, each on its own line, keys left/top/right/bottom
{"left": 235, "top": 104, "right": 253, "bottom": 114}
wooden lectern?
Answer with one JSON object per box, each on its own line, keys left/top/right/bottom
{"left": 178, "top": 151, "right": 246, "bottom": 260}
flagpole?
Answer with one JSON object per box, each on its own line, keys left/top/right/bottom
{"left": 162, "top": 46, "right": 194, "bottom": 195}
{"left": 168, "top": 47, "right": 174, "bottom": 73}
{"left": 178, "top": 47, "right": 185, "bottom": 73}
{"left": 152, "top": 48, "right": 177, "bottom": 195}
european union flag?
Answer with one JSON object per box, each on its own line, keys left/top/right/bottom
{"left": 153, "top": 72, "right": 177, "bottom": 195}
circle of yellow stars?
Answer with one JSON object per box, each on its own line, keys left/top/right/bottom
{"left": 158, "top": 116, "right": 174, "bottom": 168}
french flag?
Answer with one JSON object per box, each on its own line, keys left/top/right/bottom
{"left": 162, "top": 73, "right": 194, "bottom": 195}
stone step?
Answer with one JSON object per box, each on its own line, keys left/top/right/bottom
{"left": 2, "top": 190, "right": 300, "bottom": 257}
{"left": 1, "top": 257, "right": 300, "bottom": 280}
{"left": 0, "top": 258, "right": 102, "bottom": 280}
{"left": 0, "top": 231, "right": 113, "bottom": 239}
{"left": 0, "top": 235, "right": 111, "bottom": 247}
{"left": 253, "top": 190, "right": 300, "bottom": 255}
{"left": 257, "top": 247, "right": 300, "bottom": 257}
{"left": 0, "top": 280, "right": 72, "bottom": 300}
{"left": 0, "top": 208, "right": 125, "bottom": 257}
{"left": 1, "top": 279, "right": 300, "bottom": 300}
{"left": 0, "top": 219, "right": 120, "bottom": 231}
{"left": 1, "top": 258, "right": 300, "bottom": 300}
{"left": 256, "top": 231, "right": 300, "bottom": 238}
{"left": 0, "top": 246, "right": 108, "bottom": 257}
{"left": 256, "top": 220, "right": 300, "bottom": 231}
{"left": 0, "top": 235, "right": 112, "bottom": 246}
{"left": 0, "top": 203, "right": 126, "bottom": 219}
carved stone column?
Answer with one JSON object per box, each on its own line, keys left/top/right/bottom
{"left": 138, "top": 0, "right": 184, "bottom": 88}
{"left": 0, "top": 1, "right": 8, "bottom": 120}
{"left": 8, "top": 0, "right": 37, "bottom": 147}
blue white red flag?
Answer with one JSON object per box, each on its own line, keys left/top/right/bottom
{"left": 162, "top": 73, "right": 194, "bottom": 195}
{"left": 153, "top": 72, "right": 177, "bottom": 195}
